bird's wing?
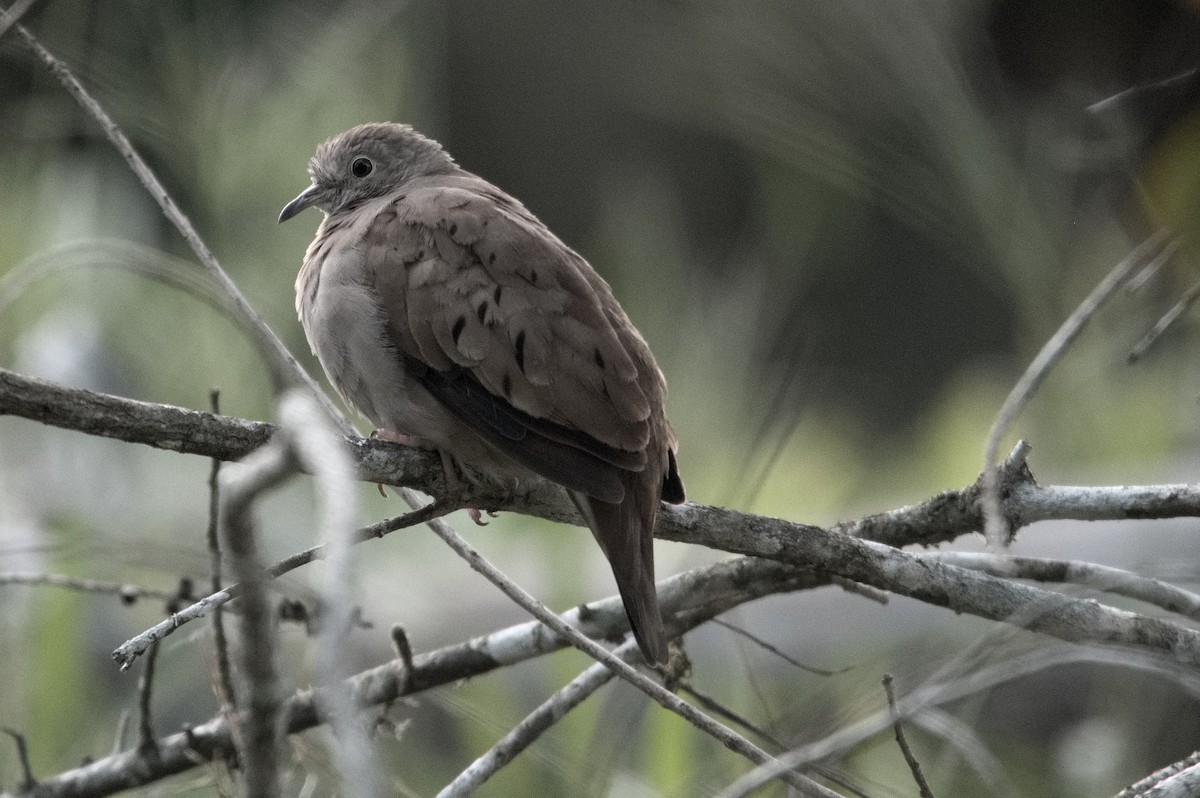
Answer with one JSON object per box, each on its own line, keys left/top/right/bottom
{"left": 365, "top": 176, "right": 658, "bottom": 500}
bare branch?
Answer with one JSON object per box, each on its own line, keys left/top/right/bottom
{"left": 220, "top": 427, "right": 296, "bottom": 798}
{"left": 719, "top": 645, "right": 1200, "bottom": 798}
{"left": 883, "top": 674, "right": 936, "bottom": 798}
{"left": 10, "top": 367, "right": 1200, "bottom": 670}
{"left": 112, "top": 499, "right": 456, "bottom": 668}
{"left": 911, "top": 710, "right": 1019, "bottom": 798}
{"left": 1129, "top": 276, "right": 1200, "bottom": 363}
{"left": 3, "top": 559, "right": 820, "bottom": 798}
{"left": 0, "top": 573, "right": 175, "bottom": 603}
{"left": 0, "top": 0, "right": 37, "bottom": 42}
{"left": 8, "top": 24, "right": 341, "bottom": 431}
{"left": 135, "top": 643, "right": 159, "bottom": 756}
{"left": 2, "top": 729, "right": 35, "bottom": 792}
{"left": 1115, "top": 751, "right": 1200, "bottom": 798}
{"left": 437, "top": 639, "right": 640, "bottom": 798}
{"left": 426, "top": 520, "right": 840, "bottom": 797}
{"left": 981, "top": 231, "right": 1172, "bottom": 544}
{"left": 205, "top": 390, "right": 238, "bottom": 716}
{"left": 928, "top": 552, "right": 1200, "bottom": 621}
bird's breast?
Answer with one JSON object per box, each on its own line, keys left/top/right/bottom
{"left": 298, "top": 247, "right": 423, "bottom": 433}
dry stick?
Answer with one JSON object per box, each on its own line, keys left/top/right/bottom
{"left": 0, "top": 0, "right": 37, "bottom": 40}
{"left": 680, "top": 684, "right": 785, "bottom": 749}
{"left": 0, "top": 573, "right": 176, "bottom": 602}
{"left": 112, "top": 499, "right": 455, "bottom": 669}
{"left": 11, "top": 24, "right": 347, "bottom": 430}
{"left": 206, "top": 390, "right": 238, "bottom": 716}
{"left": 278, "top": 391, "right": 385, "bottom": 798}
{"left": 135, "top": 642, "right": 160, "bottom": 755}
{"left": 717, "top": 645, "right": 1200, "bottom": 798}
{"left": 436, "top": 639, "right": 640, "bottom": 798}
{"left": 6, "top": 560, "right": 820, "bottom": 798}
{"left": 980, "top": 230, "right": 1171, "bottom": 545}
{"left": 1116, "top": 751, "right": 1200, "bottom": 798}
{"left": 911, "top": 710, "right": 1020, "bottom": 798}
{"left": 1088, "top": 67, "right": 1200, "bottom": 114}
{"left": 883, "top": 674, "right": 936, "bottom": 798}
{"left": 15, "top": 367, "right": 1200, "bottom": 546}
{"left": 221, "top": 439, "right": 297, "bottom": 798}
{"left": 1129, "top": 276, "right": 1200, "bottom": 363}
{"left": 927, "top": 552, "right": 1200, "bottom": 621}
{"left": 709, "top": 618, "right": 850, "bottom": 676}
{"left": 1124, "top": 236, "right": 1180, "bottom": 296}
{"left": 425, "top": 521, "right": 840, "bottom": 798}
{"left": 2, "top": 729, "right": 35, "bottom": 791}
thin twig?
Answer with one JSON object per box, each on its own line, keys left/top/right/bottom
{"left": 883, "top": 674, "right": 936, "bottom": 798}
{"left": 679, "top": 683, "right": 785, "bottom": 749}
{"left": 112, "top": 499, "right": 456, "bottom": 669}
{"left": 1129, "top": 276, "right": 1200, "bottom": 363}
{"left": 2, "top": 728, "right": 35, "bottom": 791}
{"left": 10, "top": 24, "right": 348, "bottom": 432}
{"left": 927, "top": 552, "right": 1200, "bottom": 621}
{"left": 436, "top": 639, "right": 639, "bottom": 798}
{"left": 221, "top": 434, "right": 296, "bottom": 798}
{"left": 0, "top": 0, "right": 37, "bottom": 41}
{"left": 136, "top": 642, "right": 160, "bottom": 756}
{"left": 0, "top": 573, "right": 176, "bottom": 602}
{"left": 911, "top": 710, "right": 1019, "bottom": 798}
{"left": 426, "top": 520, "right": 840, "bottom": 798}
{"left": 981, "top": 230, "right": 1170, "bottom": 545}
{"left": 710, "top": 618, "right": 851, "bottom": 676}
{"left": 206, "top": 390, "right": 238, "bottom": 714}
{"left": 1125, "top": 236, "right": 1180, "bottom": 295}
{"left": 1089, "top": 67, "right": 1200, "bottom": 114}
{"left": 390, "top": 625, "right": 413, "bottom": 694}
{"left": 716, "top": 645, "right": 1200, "bottom": 798}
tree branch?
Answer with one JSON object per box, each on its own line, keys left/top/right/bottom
{"left": 1, "top": 558, "right": 825, "bottom": 798}
{"left": 9, "top": 365, "right": 1200, "bottom": 671}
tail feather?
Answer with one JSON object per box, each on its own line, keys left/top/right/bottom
{"left": 570, "top": 482, "right": 669, "bottom": 665}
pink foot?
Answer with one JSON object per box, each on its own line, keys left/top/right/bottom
{"left": 467, "top": 508, "right": 500, "bottom": 526}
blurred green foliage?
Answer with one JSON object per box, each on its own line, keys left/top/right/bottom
{"left": 3, "top": 0, "right": 1200, "bottom": 795}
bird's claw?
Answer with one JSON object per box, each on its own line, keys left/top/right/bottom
{"left": 467, "top": 508, "right": 500, "bottom": 526}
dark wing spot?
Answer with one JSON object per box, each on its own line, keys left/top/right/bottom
{"left": 501, "top": 373, "right": 512, "bottom": 398}
{"left": 593, "top": 348, "right": 605, "bottom": 369}
{"left": 489, "top": 252, "right": 497, "bottom": 264}
{"left": 476, "top": 301, "right": 489, "bottom": 323}
{"left": 449, "top": 222, "right": 458, "bottom": 236}
{"left": 514, "top": 330, "right": 527, "bottom": 373}
{"left": 493, "top": 285, "right": 503, "bottom": 304}
{"left": 451, "top": 316, "right": 466, "bottom": 346}
{"left": 529, "top": 269, "right": 538, "bottom": 286}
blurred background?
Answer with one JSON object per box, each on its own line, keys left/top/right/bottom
{"left": 3, "top": 0, "right": 1200, "bottom": 795}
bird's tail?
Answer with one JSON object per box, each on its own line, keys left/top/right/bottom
{"left": 570, "top": 483, "right": 669, "bottom": 665}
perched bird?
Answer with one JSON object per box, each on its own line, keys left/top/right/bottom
{"left": 280, "top": 123, "right": 685, "bottom": 664}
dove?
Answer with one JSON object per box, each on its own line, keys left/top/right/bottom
{"left": 280, "top": 123, "right": 685, "bottom": 664}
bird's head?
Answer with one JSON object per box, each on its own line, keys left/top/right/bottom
{"left": 279, "top": 122, "right": 456, "bottom": 222}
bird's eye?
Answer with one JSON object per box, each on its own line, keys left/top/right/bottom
{"left": 351, "top": 157, "right": 373, "bottom": 178}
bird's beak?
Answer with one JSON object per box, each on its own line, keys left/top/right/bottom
{"left": 279, "top": 182, "right": 322, "bottom": 223}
